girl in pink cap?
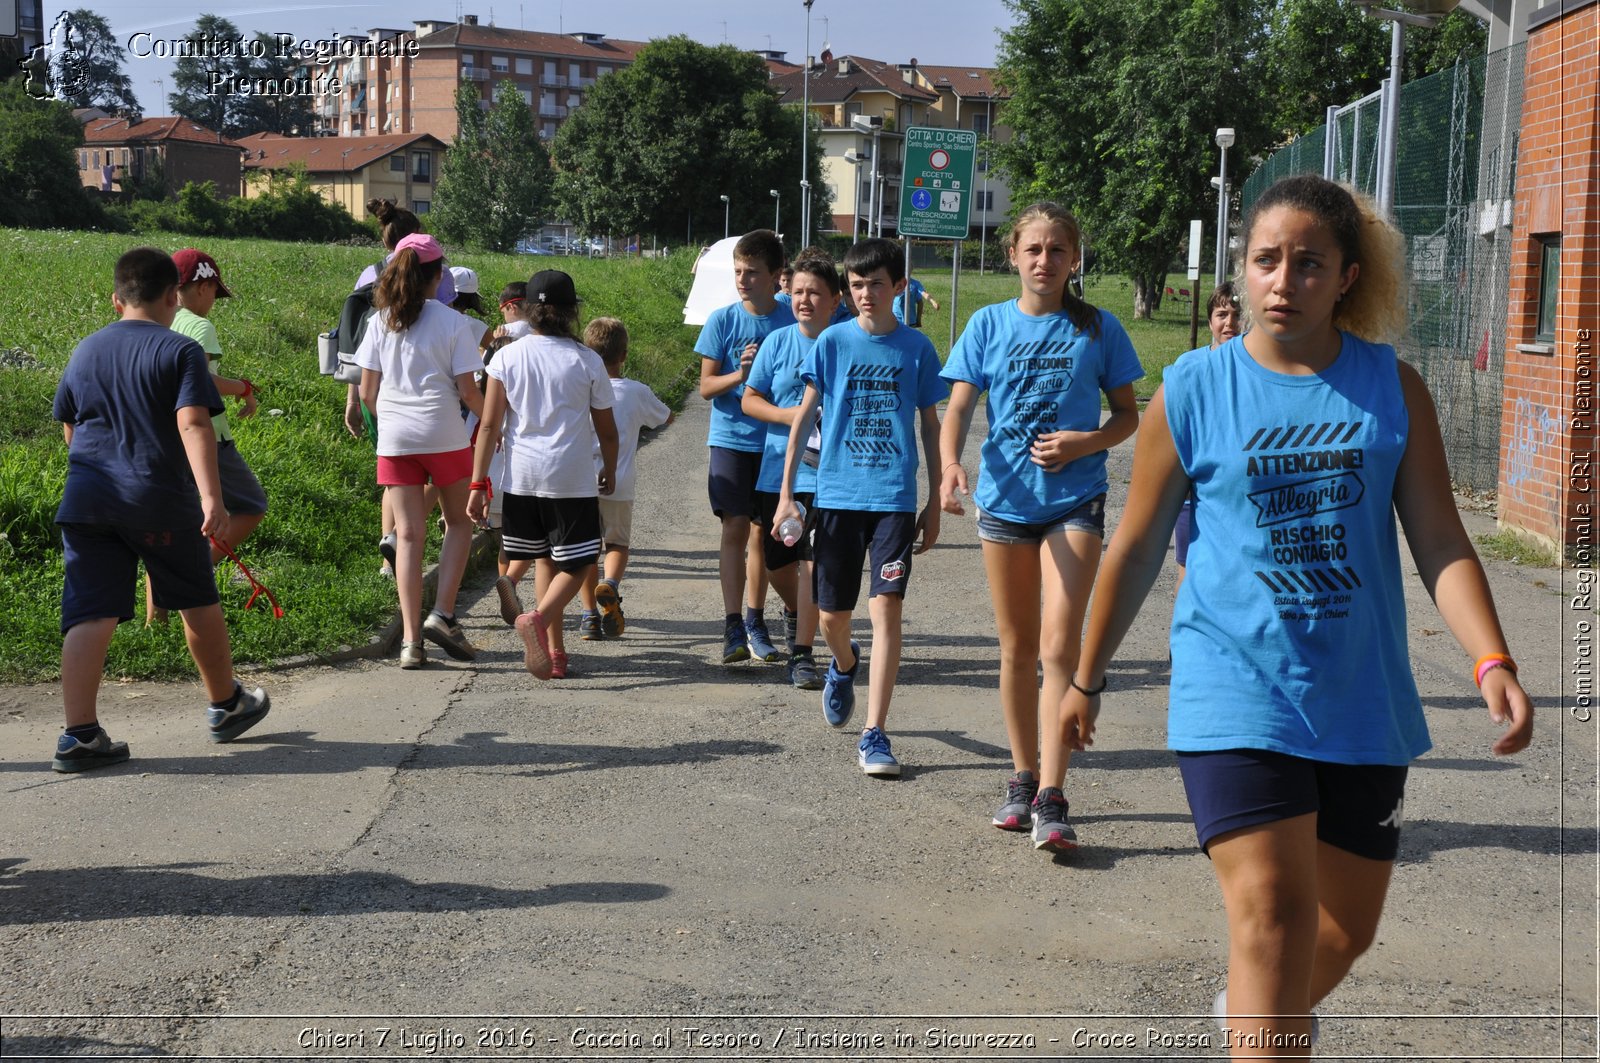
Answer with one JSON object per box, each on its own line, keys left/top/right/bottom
{"left": 353, "top": 233, "right": 485, "bottom": 668}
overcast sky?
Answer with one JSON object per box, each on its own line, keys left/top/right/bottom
{"left": 92, "top": 1, "right": 1016, "bottom": 120}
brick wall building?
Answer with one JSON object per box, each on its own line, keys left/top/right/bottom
{"left": 1497, "top": 0, "right": 1598, "bottom": 555}
{"left": 78, "top": 115, "right": 243, "bottom": 197}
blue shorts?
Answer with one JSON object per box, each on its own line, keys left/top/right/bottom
{"left": 60, "top": 522, "right": 218, "bottom": 632}
{"left": 811, "top": 509, "right": 916, "bottom": 612}
{"left": 218, "top": 441, "right": 268, "bottom": 517}
{"left": 707, "top": 446, "right": 761, "bottom": 520}
{"left": 1177, "top": 749, "right": 1409, "bottom": 861}
{"left": 1172, "top": 497, "right": 1195, "bottom": 566}
{"left": 756, "top": 490, "right": 815, "bottom": 570}
{"left": 977, "top": 493, "right": 1107, "bottom": 545}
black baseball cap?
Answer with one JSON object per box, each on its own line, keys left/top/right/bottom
{"left": 526, "top": 270, "right": 580, "bottom": 307}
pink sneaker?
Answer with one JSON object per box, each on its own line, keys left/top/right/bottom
{"left": 515, "top": 609, "right": 553, "bottom": 679}
{"left": 550, "top": 650, "right": 569, "bottom": 679}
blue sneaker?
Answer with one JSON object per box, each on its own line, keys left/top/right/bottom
{"left": 207, "top": 684, "right": 271, "bottom": 744}
{"left": 744, "top": 616, "right": 782, "bottom": 662}
{"left": 857, "top": 726, "right": 901, "bottom": 777}
{"left": 51, "top": 728, "right": 131, "bottom": 773}
{"left": 822, "top": 641, "right": 861, "bottom": 728}
{"left": 722, "top": 615, "right": 751, "bottom": 664}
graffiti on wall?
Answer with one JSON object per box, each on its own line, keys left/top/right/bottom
{"left": 1505, "top": 396, "right": 1560, "bottom": 503}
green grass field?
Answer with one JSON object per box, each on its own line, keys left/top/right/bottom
{"left": 0, "top": 228, "right": 1199, "bottom": 680}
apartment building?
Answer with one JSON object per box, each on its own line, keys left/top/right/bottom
{"left": 307, "top": 17, "right": 647, "bottom": 144}
{"left": 770, "top": 55, "right": 1012, "bottom": 239}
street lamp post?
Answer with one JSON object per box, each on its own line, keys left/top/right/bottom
{"left": 1213, "top": 127, "right": 1234, "bottom": 289}
{"left": 800, "top": 0, "right": 814, "bottom": 246}
{"left": 771, "top": 188, "right": 781, "bottom": 233}
{"left": 850, "top": 114, "right": 883, "bottom": 237}
{"left": 720, "top": 194, "right": 730, "bottom": 240}
{"left": 842, "top": 150, "right": 864, "bottom": 240}
{"left": 1352, "top": 0, "right": 1456, "bottom": 215}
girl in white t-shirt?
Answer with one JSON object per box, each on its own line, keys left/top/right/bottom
{"left": 355, "top": 234, "right": 485, "bottom": 670}
{"left": 467, "top": 270, "right": 619, "bottom": 681}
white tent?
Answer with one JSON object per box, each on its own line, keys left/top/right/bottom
{"left": 681, "top": 237, "right": 742, "bottom": 327}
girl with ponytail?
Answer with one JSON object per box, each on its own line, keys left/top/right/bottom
{"left": 937, "top": 201, "right": 1145, "bottom": 854}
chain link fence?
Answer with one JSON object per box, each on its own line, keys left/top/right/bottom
{"left": 1241, "top": 42, "right": 1526, "bottom": 494}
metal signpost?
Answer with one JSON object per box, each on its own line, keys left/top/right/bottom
{"left": 1188, "top": 219, "right": 1204, "bottom": 350}
{"left": 897, "top": 126, "right": 978, "bottom": 351}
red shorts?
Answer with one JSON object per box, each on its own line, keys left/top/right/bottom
{"left": 377, "top": 446, "right": 474, "bottom": 488}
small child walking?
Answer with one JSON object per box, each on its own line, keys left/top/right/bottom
{"left": 575, "top": 317, "right": 672, "bottom": 640}
{"left": 468, "top": 271, "right": 618, "bottom": 680}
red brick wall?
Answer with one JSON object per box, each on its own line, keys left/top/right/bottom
{"left": 1498, "top": 2, "right": 1599, "bottom": 555}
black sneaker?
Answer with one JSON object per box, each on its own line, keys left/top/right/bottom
{"left": 51, "top": 728, "right": 131, "bottom": 773}
{"left": 579, "top": 611, "right": 604, "bottom": 641}
{"left": 208, "top": 685, "right": 271, "bottom": 744}
{"left": 422, "top": 610, "right": 477, "bottom": 661}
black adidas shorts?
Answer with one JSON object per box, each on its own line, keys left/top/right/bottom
{"left": 500, "top": 493, "right": 601, "bottom": 572}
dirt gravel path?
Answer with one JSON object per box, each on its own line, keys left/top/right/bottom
{"left": 1, "top": 393, "right": 1594, "bottom": 1061}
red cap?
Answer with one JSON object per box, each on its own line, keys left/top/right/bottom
{"left": 172, "top": 249, "right": 232, "bottom": 297}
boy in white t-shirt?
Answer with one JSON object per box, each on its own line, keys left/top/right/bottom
{"left": 466, "top": 271, "right": 618, "bottom": 681}
{"left": 576, "top": 318, "right": 674, "bottom": 639}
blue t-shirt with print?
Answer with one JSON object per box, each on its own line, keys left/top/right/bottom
{"left": 1164, "top": 333, "right": 1429, "bottom": 765}
{"left": 695, "top": 300, "right": 796, "bottom": 452}
{"left": 745, "top": 324, "right": 819, "bottom": 495}
{"left": 53, "top": 319, "right": 224, "bottom": 529}
{"left": 941, "top": 302, "right": 1143, "bottom": 524}
{"left": 802, "top": 320, "right": 947, "bottom": 512}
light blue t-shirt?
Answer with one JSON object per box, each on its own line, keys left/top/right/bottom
{"left": 1164, "top": 333, "right": 1429, "bottom": 765}
{"left": 892, "top": 278, "right": 927, "bottom": 326}
{"left": 695, "top": 301, "right": 797, "bottom": 452}
{"left": 941, "top": 302, "right": 1144, "bottom": 524}
{"left": 745, "top": 324, "right": 819, "bottom": 495}
{"left": 802, "top": 320, "right": 947, "bottom": 512}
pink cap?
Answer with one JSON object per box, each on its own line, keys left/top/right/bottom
{"left": 394, "top": 233, "right": 443, "bottom": 263}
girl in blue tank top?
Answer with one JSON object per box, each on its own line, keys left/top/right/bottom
{"left": 938, "top": 202, "right": 1144, "bottom": 854}
{"left": 1061, "top": 175, "right": 1533, "bottom": 1053}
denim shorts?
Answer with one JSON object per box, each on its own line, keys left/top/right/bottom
{"left": 977, "top": 493, "right": 1107, "bottom": 545}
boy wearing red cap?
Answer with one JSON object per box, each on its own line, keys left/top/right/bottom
{"left": 144, "top": 249, "right": 270, "bottom": 625}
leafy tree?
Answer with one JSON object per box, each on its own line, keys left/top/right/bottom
{"left": 55, "top": 10, "right": 140, "bottom": 115}
{"left": 170, "top": 14, "right": 247, "bottom": 133}
{"left": 551, "top": 36, "right": 827, "bottom": 244}
{"left": 0, "top": 78, "right": 102, "bottom": 228}
{"left": 231, "top": 33, "right": 317, "bottom": 136}
{"left": 997, "top": 0, "right": 1271, "bottom": 317}
{"left": 432, "top": 80, "right": 554, "bottom": 251}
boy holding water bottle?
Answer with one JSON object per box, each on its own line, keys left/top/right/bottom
{"left": 741, "top": 252, "right": 840, "bottom": 690}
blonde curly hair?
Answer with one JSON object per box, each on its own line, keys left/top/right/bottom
{"left": 1239, "top": 176, "right": 1407, "bottom": 344}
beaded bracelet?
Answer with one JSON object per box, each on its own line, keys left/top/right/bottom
{"left": 1474, "top": 653, "right": 1517, "bottom": 688}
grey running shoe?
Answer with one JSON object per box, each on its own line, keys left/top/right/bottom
{"left": 579, "top": 612, "right": 603, "bottom": 641}
{"left": 993, "top": 770, "right": 1039, "bottom": 831}
{"left": 422, "top": 610, "right": 477, "bottom": 661}
{"left": 1030, "top": 787, "right": 1078, "bottom": 852}
{"left": 494, "top": 575, "right": 522, "bottom": 626}
{"left": 51, "top": 729, "right": 131, "bottom": 773}
{"left": 207, "top": 685, "right": 271, "bottom": 744}
{"left": 787, "top": 651, "right": 822, "bottom": 690}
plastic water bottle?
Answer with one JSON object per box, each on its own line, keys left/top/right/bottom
{"left": 778, "top": 501, "right": 807, "bottom": 548}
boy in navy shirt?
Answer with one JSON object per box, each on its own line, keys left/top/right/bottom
{"left": 774, "top": 239, "right": 948, "bottom": 776}
{"left": 50, "top": 247, "right": 270, "bottom": 772}
{"left": 695, "top": 230, "right": 796, "bottom": 665}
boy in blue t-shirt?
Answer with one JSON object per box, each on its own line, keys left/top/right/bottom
{"left": 50, "top": 248, "right": 271, "bottom": 772}
{"left": 695, "top": 230, "right": 797, "bottom": 665}
{"left": 741, "top": 252, "right": 843, "bottom": 692}
{"left": 773, "top": 239, "right": 948, "bottom": 776}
